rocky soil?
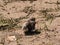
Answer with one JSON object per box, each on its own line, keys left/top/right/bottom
{"left": 0, "top": 0, "right": 60, "bottom": 45}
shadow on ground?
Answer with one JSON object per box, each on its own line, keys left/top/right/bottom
{"left": 24, "top": 30, "right": 41, "bottom": 36}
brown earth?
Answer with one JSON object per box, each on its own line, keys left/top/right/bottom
{"left": 0, "top": 0, "right": 60, "bottom": 45}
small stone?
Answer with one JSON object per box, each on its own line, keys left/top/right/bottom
{"left": 7, "top": 36, "right": 16, "bottom": 42}
{"left": 7, "top": 13, "right": 10, "bottom": 14}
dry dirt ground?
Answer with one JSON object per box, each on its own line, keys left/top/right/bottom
{"left": 0, "top": 0, "right": 60, "bottom": 45}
